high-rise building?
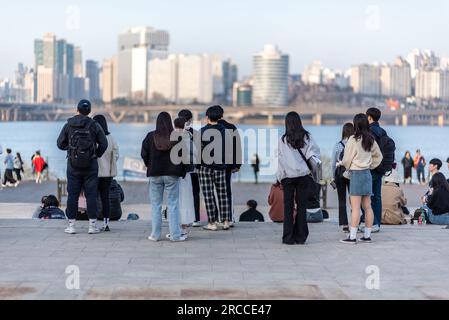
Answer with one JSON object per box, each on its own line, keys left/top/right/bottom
{"left": 233, "top": 83, "right": 252, "bottom": 107}
{"left": 86, "top": 60, "right": 100, "bottom": 101}
{"left": 147, "top": 55, "right": 178, "bottom": 103}
{"left": 223, "top": 60, "right": 238, "bottom": 104}
{"left": 177, "top": 54, "right": 214, "bottom": 104}
{"left": 36, "top": 66, "right": 55, "bottom": 103}
{"left": 34, "top": 33, "right": 56, "bottom": 102}
{"left": 252, "top": 45, "right": 289, "bottom": 106}
{"left": 74, "top": 46, "right": 83, "bottom": 77}
{"left": 101, "top": 57, "right": 118, "bottom": 104}
{"left": 407, "top": 49, "right": 440, "bottom": 79}
{"left": 416, "top": 68, "right": 449, "bottom": 101}
{"left": 117, "top": 26, "right": 170, "bottom": 101}
{"left": 380, "top": 57, "right": 412, "bottom": 98}
{"left": 303, "top": 61, "right": 324, "bottom": 85}
{"left": 350, "top": 64, "right": 381, "bottom": 96}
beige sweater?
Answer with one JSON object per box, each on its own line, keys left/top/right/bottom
{"left": 341, "top": 136, "right": 383, "bottom": 171}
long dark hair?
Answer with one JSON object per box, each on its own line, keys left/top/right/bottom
{"left": 353, "top": 114, "right": 374, "bottom": 152}
{"left": 93, "top": 114, "right": 110, "bottom": 135}
{"left": 153, "top": 112, "right": 174, "bottom": 150}
{"left": 342, "top": 123, "right": 354, "bottom": 140}
{"left": 16, "top": 152, "right": 23, "bottom": 165}
{"left": 282, "top": 112, "right": 310, "bottom": 149}
{"left": 431, "top": 173, "right": 449, "bottom": 193}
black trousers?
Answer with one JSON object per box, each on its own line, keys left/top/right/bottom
{"left": 225, "top": 169, "right": 234, "bottom": 221}
{"left": 66, "top": 161, "right": 99, "bottom": 220}
{"left": 14, "top": 169, "right": 22, "bottom": 181}
{"left": 282, "top": 176, "right": 312, "bottom": 244}
{"left": 98, "top": 177, "right": 113, "bottom": 220}
{"left": 3, "top": 169, "right": 16, "bottom": 185}
{"left": 336, "top": 175, "right": 350, "bottom": 226}
{"left": 190, "top": 172, "right": 201, "bottom": 222}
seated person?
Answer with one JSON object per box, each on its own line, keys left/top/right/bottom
{"left": 32, "top": 196, "right": 48, "bottom": 219}
{"left": 423, "top": 172, "right": 449, "bottom": 225}
{"left": 381, "top": 168, "right": 408, "bottom": 225}
{"left": 38, "top": 195, "right": 67, "bottom": 220}
{"left": 239, "top": 200, "right": 265, "bottom": 222}
{"left": 268, "top": 183, "right": 285, "bottom": 223}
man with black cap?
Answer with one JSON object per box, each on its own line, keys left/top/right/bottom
{"left": 57, "top": 100, "right": 108, "bottom": 234}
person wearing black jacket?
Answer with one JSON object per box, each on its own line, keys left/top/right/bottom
{"left": 200, "top": 106, "right": 231, "bottom": 231}
{"left": 141, "top": 112, "right": 186, "bottom": 242}
{"left": 216, "top": 106, "right": 242, "bottom": 226}
{"left": 423, "top": 172, "right": 449, "bottom": 225}
{"left": 57, "top": 100, "right": 108, "bottom": 235}
{"left": 239, "top": 200, "right": 265, "bottom": 222}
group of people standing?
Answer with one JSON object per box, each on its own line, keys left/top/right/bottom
{"left": 401, "top": 149, "right": 428, "bottom": 185}
{"left": 141, "top": 106, "right": 241, "bottom": 242}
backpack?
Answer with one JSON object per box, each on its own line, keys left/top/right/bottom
{"left": 376, "top": 134, "right": 396, "bottom": 176}
{"left": 68, "top": 121, "right": 96, "bottom": 169}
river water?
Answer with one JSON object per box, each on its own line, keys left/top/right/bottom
{"left": 0, "top": 121, "right": 448, "bottom": 182}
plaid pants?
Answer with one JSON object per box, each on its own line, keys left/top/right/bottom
{"left": 199, "top": 166, "right": 230, "bottom": 223}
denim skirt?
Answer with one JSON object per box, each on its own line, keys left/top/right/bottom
{"left": 349, "top": 169, "right": 372, "bottom": 196}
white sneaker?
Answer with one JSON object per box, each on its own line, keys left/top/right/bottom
{"left": 148, "top": 236, "right": 160, "bottom": 242}
{"left": 65, "top": 225, "right": 76, "bottom": 234}
{"left": 371, "top": 225, "right": 381, "bottom": 233}
{"left": 170, "top": 235, "right": 188, "bottom": 242}
{"left": 192, "top": 222, "right": 202, "bottom": 227}
{"left": 88, "top": 226, "right": 101, "bottom": 234}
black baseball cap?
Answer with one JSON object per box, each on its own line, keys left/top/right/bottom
{"left": 77, "top": 99, "right": 91, "bottom": 115}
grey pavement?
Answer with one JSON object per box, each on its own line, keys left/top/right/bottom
{"left": 1, "top": 218, "right": 449, "bottom": 300}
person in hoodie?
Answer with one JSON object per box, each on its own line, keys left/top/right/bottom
{"left": 93, "top": 115, "right": 119, "bottom": 232}
{"left": 57, "top": 100, "right": 108, "bottom": 235}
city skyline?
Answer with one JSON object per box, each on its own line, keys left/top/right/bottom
{"left": 2, "top": 0, "right": 449, "bottom": 78}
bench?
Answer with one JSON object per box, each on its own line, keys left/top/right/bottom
{"left": 57, "top": 179, "right": 68, "bottom": 205}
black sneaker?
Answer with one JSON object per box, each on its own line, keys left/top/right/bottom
{"left": 342, "top": 226, "right": 350, "bottom": 233}
{"left": 340, "top": 238, "right": 357, "bottom": 245}
{"left": 358, "top": 237, "right": 372, "bottom": 243}
{"left": 102, "top": 225, "right": 110, "bottom": 232}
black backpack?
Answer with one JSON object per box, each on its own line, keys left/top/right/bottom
{"left": 68, "top": 121, "right": 96, "bottom": 169}
{"left": 376, "top": 134, "right": 396, "bottom": 175}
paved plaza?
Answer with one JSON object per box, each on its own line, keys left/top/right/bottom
{"left": 1, "top": 218, "right": 448, "bottom": 300}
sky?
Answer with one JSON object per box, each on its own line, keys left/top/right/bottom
{"left": 1, "top": 0, "right": 449, "bottom": 78}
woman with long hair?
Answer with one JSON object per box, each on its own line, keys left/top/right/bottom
{"left": 339, "top": 114, "right": 383, "bottom": 244}
{"left": 332, "top": 123, "right": 355, "bottom": 233}
{"left": 141, "top": 112, "right": 186, "bottom": 242}
{"left": 93, "top": 114, "right": 119, "bottom": 232}
{"left": 423, "top": 172, "right": 449, "bottom": 225}
{"left": 13, "top": 152, "right": 24, "bottom": 183}
{"left": 402, "top": 151, "right": 413, "bottom": 184}
{"left": 276, "top": 112, "right": 320, "bottom": 245}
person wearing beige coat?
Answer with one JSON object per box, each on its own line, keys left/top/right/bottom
{"left": 381, "top": 169, "right": 407, "bottom": 225}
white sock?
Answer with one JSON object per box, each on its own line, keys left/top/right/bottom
{"left": 364, "top": 228, "right": 372, "bottom": 239}
{"left": 89, "top": 219, "right": 97, "bottom": 228}
{"left": 69, "top": 220, "right": 75, "bottom": 227}
{"left": 350, "top": 227, "right": 358, "bottom": 240}
{"left": 104, "top": 218, "right": 109, "bottom": 226}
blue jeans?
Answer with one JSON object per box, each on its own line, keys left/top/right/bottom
{"left": 371, "top": 172, "right": 383, "bottom": 227}
{"left": 424, "top": 206, "right": 449, "bottom": 225}
{"left": 149, "top": 176, "right": 182, "bottom": 240}
{"left": 417, "top": 166, "right": 425, "bottom": 183}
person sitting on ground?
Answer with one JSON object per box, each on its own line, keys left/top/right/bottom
{"left": 423, "top": 172, "right": 449, "bottom": 225}
{"left": 32, "top": 196, "right": 48, "bottom": 219}
{"left": 239, "top": 200, "right": 265, "bottom": 222}
{"left": 381, "top": 166, "right": 408, "bottom": 225}
{"left": 428, "top": 158, "right": 442, "bottom": 186}
{"left": 37, "top": 195, "right": 67, "bottom": 220}
{"left": 268, "top": 182, "right": 286, "bottom": 223}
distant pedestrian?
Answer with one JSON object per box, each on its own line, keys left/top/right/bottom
{"left": 251, "top": 154, "right": 260, "bottom": 184}
{"left": 414, "top": 149, "right": 426, "bottom": 184}
{"left": 93, "top": 114, "right": 119, "bottom": 232}
{"left": 239, "top": 200, "right": 265, "bottom": 222}
{"left": 57, "top": 99, "right": 108, "bottom": 235}
{"left": 13, "top": 152, "right": 24, "bottom": 183}
{"left": 401, "top": 151, "right": 413, "bottom": 184}
{"left": 339, "top": 114, "right": 383, "bottom": 244}
{"left": 332, "top": 123, "right": 354, "bottom": 233}
{"left": 141, "top": 112, "right": 186, "bottom": 242}
{"left": 32, "top": 151, "right": 46, "bottom": 184}
{"left": 3, "top": 149, "right": 18, "bottom": 187}
{"left": 276, "top": 112, "right": 320, "bottom": 245}
{"left": 178, "top": 109, "right": 202, "bottom": 227}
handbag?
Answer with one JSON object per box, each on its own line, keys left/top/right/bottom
{"left": 297, "top": 148, "right": 322, "bottom": 183}
{"left": 343, "top": 170, "right": 352, "bottom": 180}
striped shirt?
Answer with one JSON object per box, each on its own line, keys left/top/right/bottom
{"left": 331, "top": 138, "right": 348, "bottom": 179}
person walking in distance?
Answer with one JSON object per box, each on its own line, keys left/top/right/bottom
{"left": 276, "top": 112, "right": 321, "bottom": 245}
{"left": 3, "top": 149, "right": 18, "bottom": 188}
{"left": 93, "top": 115, "right": 119, "bottom": 232}
{"left": 13, "top": 152, "right": 24, "bottom": 184}
{"left": 339, "top": 114, "right": 383, "bottom": 244}
{"left": 414, "top": 149, "right": 426, "bottom": 185}
{"left": 365, "top": 107, "right": 396, "bottom": 233}
{"left": 251, "top": 154, "right": 260, "bottom": 184}
{"left": 199, "top": 106, "right": 231, "bottom": 231}
{"left": 178, "top": 109, "right": 202, "bottom": 227}
{"left": 141, "top": 112, "right": 186, "bottom": 242}
{"left": 331, "top": 123, "right": 354, "bottom": 233}
{"left": 401, "top": 151, "right": 413, "bottom": 184}
{"left": 32, "top": 151, "right": 46, "bottom": 184}
{"left": 57, "top": 100, "right": 108, "bottom": 235}
{"left": 216, "top": 106, "right": 242, "bottom": 226}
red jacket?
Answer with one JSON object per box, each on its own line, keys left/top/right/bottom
{"left": 33, "top": 156, "right": 46, "bottom": 173}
